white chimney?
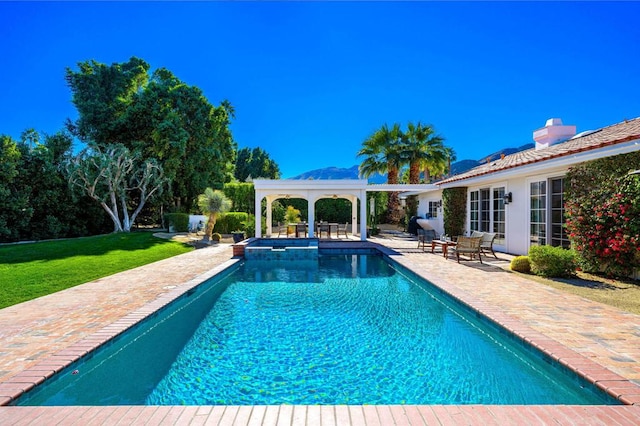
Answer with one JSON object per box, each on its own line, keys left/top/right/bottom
{"left": 533, "top": 118, "right": 576, "bottom": 150}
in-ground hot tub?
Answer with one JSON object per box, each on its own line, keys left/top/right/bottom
{"left": 244, "top": 238, "right": 319, "bottom": 260}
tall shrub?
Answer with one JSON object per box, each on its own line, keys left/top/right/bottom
{"left": 223, "top": 182, "right": 254, "bottom": 214}
{"left": 565, "top": 152, "right": 640, "bottom": 277}
{"left": 443, "top": 187, "right": 467, "bottom": 237}
{"left": 213, "top": 212, "right": 249, "bottom": 233}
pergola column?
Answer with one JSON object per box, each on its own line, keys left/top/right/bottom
{"left": 254, "top": 192, "right": 262, "bottom": 238}
{"left": 265, "top": 197, "right": 273, "bottom": 237}
{"left": 351, "top": 195, "right": 358, "bottom": 237}
{"left": 359, "top": 190, "right": 367, "bottom": 241}
{"left": 307, "top": 197, "right": 316, "bottom": 237}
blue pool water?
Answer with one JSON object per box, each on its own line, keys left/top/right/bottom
{"left": 16, "top": 254, "right": 617, "bottom": 406}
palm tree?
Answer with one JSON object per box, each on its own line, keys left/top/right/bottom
{"left": 197, "top": 188, "right": 231, "bottom": 241}
{"left": 358, "top": 123, "right": 404, "bottom": 223}
{"left": 403, "top": 122, "right": 447, "bottom": 184}
{"left": 444, "top": 146, "right": 457, "bottom": 178}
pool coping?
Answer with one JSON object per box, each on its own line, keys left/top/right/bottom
{"left": 1, "top": 240, "right": 640, "bottom": 424}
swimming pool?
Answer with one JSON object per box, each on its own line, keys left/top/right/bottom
{"left": 14, "top": 254, "right": 617, "bottom": 406}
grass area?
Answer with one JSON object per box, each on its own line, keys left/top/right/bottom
{"left": 513, "top": 270, "right": 640, "bottom": 316}
{"left": 0, "top": 232, "right": 193, "bottom": 309}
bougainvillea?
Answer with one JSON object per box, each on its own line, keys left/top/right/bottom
{"left": 565, "top": 152, "right": 640, "bottom": 278}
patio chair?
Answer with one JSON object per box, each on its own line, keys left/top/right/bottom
{"left": 470, "top": 230, "right": 484, "bottom": 239}
{"left": 417, "top": 228, "right": 436, "bottom": 251}
{"left": 295, "top": 222, "right": 307, "bottom": 238}
{"left": 480, "top": 232, "right": 498, "bottom": 258}
{"left": 277, "top": 222, "right": 289, "bottom": 237}
{"left": 451, "top": 236, "right": 482, "bottom": 263}
{"left": 337, "top": 222, "right": 349, "bottom": 238}
{"left": 317, "top": 222, "right": 330, "bottom": 238}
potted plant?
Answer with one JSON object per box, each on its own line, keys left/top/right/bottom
{"left": 231, "top": 230, "right": 245, "bottom": 243}
{"left": 284, "top": 205, "right": 301, "bottom": 235}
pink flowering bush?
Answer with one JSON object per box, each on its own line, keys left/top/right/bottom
{"left": 565, "top": 152, "right": 640, "bottom": 278}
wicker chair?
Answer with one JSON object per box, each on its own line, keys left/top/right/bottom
{"left": 451, "top": 236, "right": 483, "bottom": 263}
{"left": 480, "top": 232, "right": 498, "bottom": 258}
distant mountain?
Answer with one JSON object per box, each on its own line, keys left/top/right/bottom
{"left": 289, "top": 143, "right": 535, "bottom": 182}
{"left": 289, "top": 165, "right": 387, "bottom": 183}
{"left": 451, "top": 143, "right": 534, "bottom": 175}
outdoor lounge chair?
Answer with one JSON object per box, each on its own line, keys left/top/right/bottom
{"left": 451, "top": 236, "right": 482, "bottom": 263}
{"left": 480, "top": 232, "right": 497, "bottom": 258}
{"left": 417, "top": 228, "right": 436, "bottom": 251}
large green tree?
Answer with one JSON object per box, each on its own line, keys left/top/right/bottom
{"left": 65, "top": 57, "right": 236, "bottom": 211}
{"left": 358, "top": 123, "right": 404, "bottom": 223}
{"left": 67, "top": 144, "right": 166, "bottom": 232}
{"left": 234, "top": 147, "right": 281, "bottom": 182}
{"left": 0, "top": 131, "right": 111, "bottom": 242}
{"left": 0, "top": 135, "right": 29, "bottom": 240}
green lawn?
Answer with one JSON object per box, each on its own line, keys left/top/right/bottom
{"left": 0, "top": 232, "right": 193, "bottom": 309}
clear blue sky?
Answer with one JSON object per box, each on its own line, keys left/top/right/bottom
{"left": 2, "top": 1, "right": 639, "bottom": 178}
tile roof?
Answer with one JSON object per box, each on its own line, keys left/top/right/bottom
{"left": 438, "top": 116, "right": 640, "bottom": 185}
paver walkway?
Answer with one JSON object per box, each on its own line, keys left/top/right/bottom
{"left": 1, "top": 234, "right": 640, "bottom": 424}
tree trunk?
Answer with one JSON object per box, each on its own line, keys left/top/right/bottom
{"left": 203, "top": 213, "right": 216, "bottom": 241}
{"left": 409, "top": 161, "right": 420, "bottom": 184}
{"left": 385, "top": 165, "right": 402, "bottom": 224}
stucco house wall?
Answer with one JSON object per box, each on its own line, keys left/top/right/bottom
{"left": 418, "top": 117, "right": 640, "bottom": 256}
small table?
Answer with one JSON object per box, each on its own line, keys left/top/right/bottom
{"left": 431, "top": 240, "right": 457, "bottom": 258}
{"left": 317, "top": 223, "right": 339, "bottom": 238}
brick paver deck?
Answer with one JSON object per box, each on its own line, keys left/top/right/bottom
{"left": 1, "top": 235, "right": 640, "bottom": 424}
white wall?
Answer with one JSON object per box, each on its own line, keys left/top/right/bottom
{"left": 418, "top": 165, "right": 573, "bottom": 256}
{"left": 416, "top": 190, "right": 445, "bottom": 237}
{"left": 461, "top": 164, "right": 570, "bottom": 256}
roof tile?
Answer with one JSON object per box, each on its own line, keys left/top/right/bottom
{"left": 438, "top": 117, "right": 640, "bottom": 184}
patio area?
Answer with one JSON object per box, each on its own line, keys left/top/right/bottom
{"left": 1, "top": 234, "right": 639, "bottom": 424}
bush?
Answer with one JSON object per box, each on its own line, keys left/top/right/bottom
{"left": 164, "top": 213, "right": 189, "bottom": 232}
{"left": 213, "top": 212, "right": 249, "bottom": 234}
{"left": 528, "top": 245, "right": 576, "bottom": 278}
{"left": 510, "top": 256, "right": 531, "bottom": 274}
{"left": 243, "top": 215, "right": 260, "bottom": 238}
{"left": 443, "top": 187, "right": 467, "bottom": 237}
{"left": 565, "top": 151, "right": 640, "bottom": 278}
{"left": 211, "top": 233, "right": 221, "bottom": 242}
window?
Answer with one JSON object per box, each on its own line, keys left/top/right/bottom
{"left": 492, "top": 187, "right": 505, "bottom": 245}
{"left": 470, "top": 191, "right": 479, "bottom": 231}
{"left": 427, "top": 201, "right": 439, "bottom": 218}
{"left": 550, "top": 177, "right": 569, "bottom": 248}
{"left": 470, "top": 187, "right": 504, "bottom": 244}
{"left": 529, "top": 177, "right": 569, "bottom": 249}
{"left": 530, "top": 181, "right": 547, "bottom": 246}
{"left": 480, "top": 188, "right": 490, "bottom": 232}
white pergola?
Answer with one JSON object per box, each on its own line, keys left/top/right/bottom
{"left": 253, "top": 179, "right": 437, "bottom": 240}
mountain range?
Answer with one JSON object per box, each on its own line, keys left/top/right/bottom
{"left": 288, "top": 143, "right": 535, "bottom": 181}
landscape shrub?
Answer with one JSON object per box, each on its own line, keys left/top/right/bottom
{"left": 213, "top": 212, "right": 249, "bottom": 234}
{"left": 528, "top": 245, "right": 576, "bottom": 278}
{"left": 510, "top": 256, "right": 531, "bottom": 274}
{"left": 211, "top": 233, "right": 221, "bottom": 242}
{"left": 164, "top": 213, "right": 189, "bottom": 232}
{"left": 565, "top": 152, "right": 640, "bottom": 278}
{"left": 443, "top": 187, "right": 467, "bottom": 237}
